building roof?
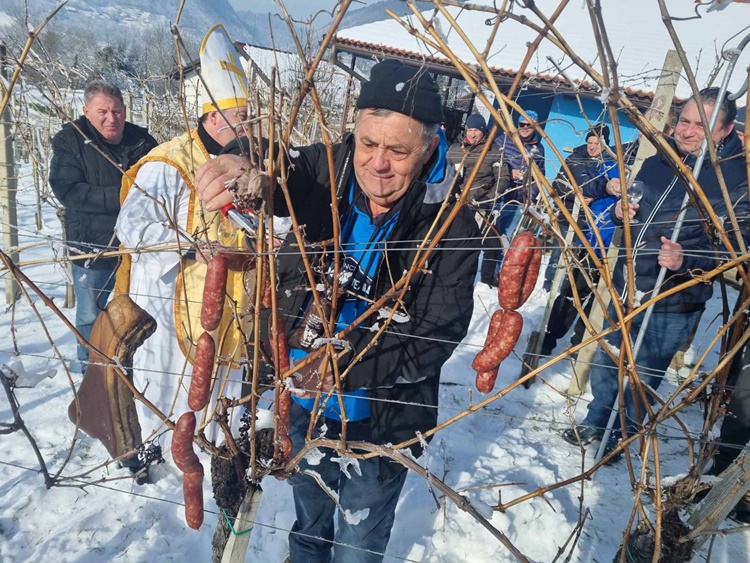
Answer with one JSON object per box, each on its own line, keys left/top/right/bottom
{"left": 333, "top": 0, "right": 750, "bottom": 101}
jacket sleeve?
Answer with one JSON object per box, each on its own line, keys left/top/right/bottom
{"left": 116, "top": 162, "right": 189, "bottom": 277}
{"left": 535, "top": 144, "right": 546, "bottom": 176}
{"left": 580, "top": 167, "right": 609, "bottom": 200}
{"left": 343, "top": 217, "right": 479, "bottom": 390}
{"left": 681, "top": 176, "right": 750, "bottom": 273}
{"left": 492, "top": 156, "right": 511, "bottom": 200}
{"left": 273, "top": 142, "right": 331, "bottom": 216}
{"left": 49, "top": 131, "right": 122, "bottom": 214}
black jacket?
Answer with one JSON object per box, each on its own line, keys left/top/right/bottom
{"left": 446, "top": 139, "right": 510, "bottom": 204}
{"left": 264, "top": 134, "right": 480, "bottom": 475}
{"left": 49, "top": 116, "right": 157, "bottom": 269}
{"left": 612, "top": 133, "right": 749, "bottom": 312}
{"left": 553, "top": 144, "right": 612, "bottom": 201}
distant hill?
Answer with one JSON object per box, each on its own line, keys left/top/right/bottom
{"left": 1, "top": 0, "right": 257, "bottom": 44}
{"left": 236, "top": 9, "right": 298, "bottom": 50}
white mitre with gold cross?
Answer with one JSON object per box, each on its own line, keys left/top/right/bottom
{"left": 198, "top": 23, "right": 248, "bottom": 115}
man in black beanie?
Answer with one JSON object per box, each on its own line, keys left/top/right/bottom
{"left": 196, "top": 58, "right": 480, "bottom": 562}
{"left": 447, "top": 113, "right": 510, "bottom": 286}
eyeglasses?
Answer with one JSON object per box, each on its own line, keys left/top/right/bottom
{"left": 518, "top": 123, "right": 533, "bottom": 129}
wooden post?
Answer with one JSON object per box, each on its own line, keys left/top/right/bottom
{"left": 0, "top": 44, "right": 19, "bottom": 305}
{"left": 339, "top": 54, "right": 356, "bottom": 135}
{"left": 141, "top": 91, "right": 148, "bottom": 127}
{"left": 220, "top": 486, "right": 263, "bottom": 563}
{"left": 148, "top": 99, "right": 154, "bottom": 130}
{"left": 568, "top": 50, "right": 682, "bottom": 394}
{"left": 125, "top": 91, "right": 133, "bottom": 121}
{"left": 686, "top": 446, "right": 750, "bottom": 552}
{"left": 32, "top": 128, "right": 43, "bottom": 231}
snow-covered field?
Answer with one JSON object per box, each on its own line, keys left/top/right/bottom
{"left": 1, "top": 160, "right": 749, "bottom": 562}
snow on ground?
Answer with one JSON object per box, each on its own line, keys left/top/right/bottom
{"left": 2, "top": 160, "right": 749, "bottom": 561}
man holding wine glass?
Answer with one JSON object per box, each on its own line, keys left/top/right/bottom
{"left": 562, "top": 87, "right": 750, "bottom": 461}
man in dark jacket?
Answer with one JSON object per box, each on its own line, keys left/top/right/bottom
{"left": 447, "top": 113, "right": 509, "bottom": 205}
{"left": 552, "top": 124, "right": 616, "bottom": 201}
{"left": 447, "top": 113, "right": 510, "bottom": 286}
{"left": 562, "top": 88, "right": 749, "bottom": 460}
{"left": 543, "top": 125, "right": 619, "bottom": 290}
{"left": 197, "top": 59, "right": 479, "bottom": 562}
{"left": 494, "top": 110, "right": 547, "bottom": 234}
{"left": 49, "top": 81, "right": 157, "bottom": 371}
{"left": 494, "top": 111, "right": 546, "bottom": 181}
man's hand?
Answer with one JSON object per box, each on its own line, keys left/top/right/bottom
{"left": 615, "top": 198, "right": 639, "bottom": 220}
{"left": 658, "top": 236, "right": 684, "bottom": 271}
{"left": 195, "top": 154, "right": 249, "bottom": 211}
{"left": 606, "top": 178, "right": 621, "bottom": 196}
{"left": 291, "top": 357, "right": 334, "bottom": 399}
{"left": 511, "top": 168, "right": 522, "bottom": 181}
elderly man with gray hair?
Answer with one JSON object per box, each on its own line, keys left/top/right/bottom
{"left": 50, "top": 81, "right": 157, "bottom": 373}
{"left": 197, "top": 59, "right": 479, "bottom": 562}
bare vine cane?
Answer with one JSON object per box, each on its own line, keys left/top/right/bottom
{"left": 0, "top": 368, "right": 54, "bottom": 488}
{"left": 595, "top": 29, "right": 750, "bottom": 462}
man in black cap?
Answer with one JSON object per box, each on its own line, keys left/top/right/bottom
{"left": 196, "top": 59, "right": 479, "bottom": 561}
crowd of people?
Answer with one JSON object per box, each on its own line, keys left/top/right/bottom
{"left": 449, "top": 89, "right": 750, "bottom": 524}
{"left": 49, "top": 20, "right": 750, "bottom": 559}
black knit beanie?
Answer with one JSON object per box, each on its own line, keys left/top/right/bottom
{"left": 465, "top": 113, "right": 488, "bottom": 134}
{"left": 356, "top": 59, "right": 445, "bottom": 124}
{"left": 586, "top": 123, "right": 610, "bottom": 145}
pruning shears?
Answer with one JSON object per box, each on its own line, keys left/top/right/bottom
{"left": 221, "top": 203, "right": 259, "bottom": 236}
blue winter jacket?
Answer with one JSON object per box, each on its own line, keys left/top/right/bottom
{"left": 494, "top": 131, "right": 546, "bottom": 201}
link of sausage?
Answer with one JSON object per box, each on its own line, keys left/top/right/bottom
{"left": 475, "top": 365, "right": 501, "bottom": 394}
{"left": 471, "top": 309, "right": 504, "bottom": 372}
{"left": 279, "top": 389, "right": 293, "bottom": 458}
{"left": 519, "top": 246, "right": 542, "bottom": 306}
{"left": 472, "top": 309, "right": 523, "bottom": 372}
{"left": 262, "top": 272, "right": 273, "bottom": 309}
{"left": 183, "top": 467, "right": 204, "bottom": 530}
{"left": 201, "top": 255, "right": 228, "bottom": 331}
{"left": 188, "top": 331, "right": 215, "bottom": 411}
{"left": 270, "top": 313, "right": 293, "bottom": 457}
{"left": 172, "top": 412, "right": 202, "bottom": 474}
{"left": 269, "top": 314, "right": 290, "bottom": 373}
{"left": 219, "top": 250, "right": 256, "bottom": 272}
{"left": 498, "top": 232, "right": 538, "bottom": 311}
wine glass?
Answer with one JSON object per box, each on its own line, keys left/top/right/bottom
{"left": 627, "top": 180, "right": 644, "bottom": 224}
